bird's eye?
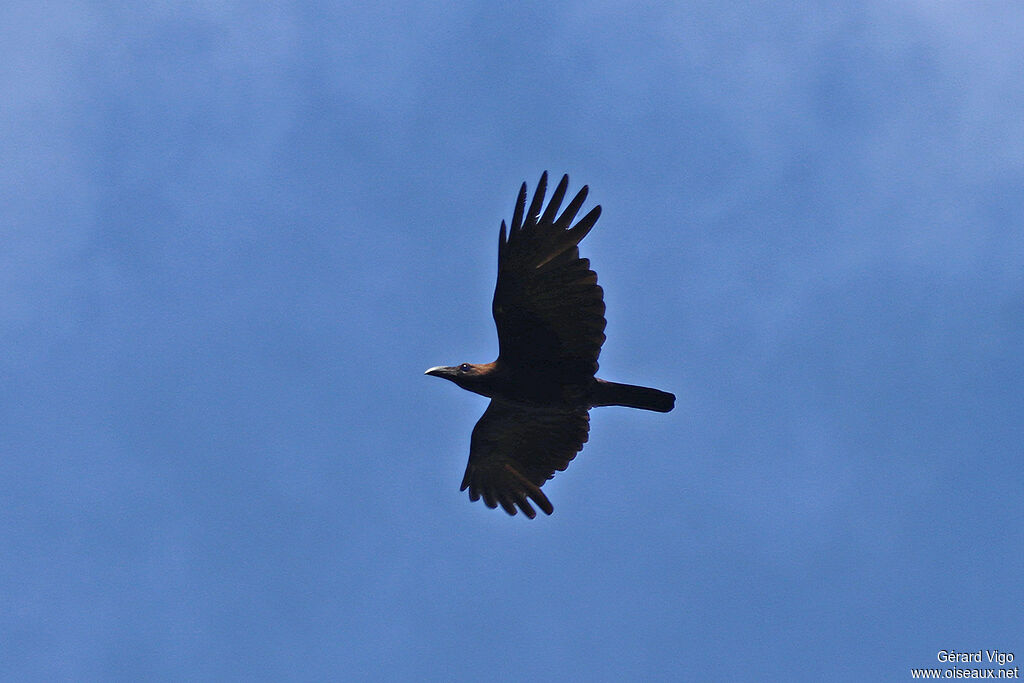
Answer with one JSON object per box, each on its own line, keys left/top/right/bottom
{"left": 459, "top": 363, "right": 471, "bottom": 372}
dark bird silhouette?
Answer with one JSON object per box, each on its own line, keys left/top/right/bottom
{"left": 426, "top": 172, "right": 674, "bottom": 518}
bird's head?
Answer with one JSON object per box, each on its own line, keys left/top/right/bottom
{"left": 424, "top": 362, "right": 495, "bottom": 397}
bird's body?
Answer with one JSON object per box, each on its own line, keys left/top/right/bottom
{"left": 426, "top": 172, "right": 674, "bottom": 517}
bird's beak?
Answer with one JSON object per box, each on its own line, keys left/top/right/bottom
{"left": 424, "top": 366, "right": 451, "bottom": 378}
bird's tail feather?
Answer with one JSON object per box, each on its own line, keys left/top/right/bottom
{"left": 592, "top": 380, "right": 675, "bottom": 413}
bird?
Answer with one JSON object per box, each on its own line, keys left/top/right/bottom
{"left": 426, "top": 172, "right": 674, "bottom": 518}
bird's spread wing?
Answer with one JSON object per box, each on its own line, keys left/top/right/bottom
{"left": 493, "top": 172, "right": 607, "bottom": 377}
{"left": 461, "top": 400, "right": 590, "bottom": 518}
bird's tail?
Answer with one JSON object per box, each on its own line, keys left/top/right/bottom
{"left": 592, "top": 379, "right": 675, "bottom": 413}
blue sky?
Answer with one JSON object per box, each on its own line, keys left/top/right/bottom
{"left": 3, "top": 2, "right": 1022, "bottom": 680}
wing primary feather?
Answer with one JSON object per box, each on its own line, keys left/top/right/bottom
{"left": 566, "top": 205, "right": 602, "bottom": 244}
{"left": 511, "top": 183, "right": 527, "bottom": 233}
{"left": 533, "top": 205, "right": 602, "bottom": 268}
{"left": 499, "top": 497, "right": 518, "bottom": 516}
{"left": 525, "top": 171, "right": 548, "bottom": 227}
{"left": 540, "top": 174, "right": 569, "bottom": 225}
{"left": 530, "top": 490, "right": 554, "bottom": 516}
{"left": 555, "top": 185, "right": 589, "bottom": 230}
{"left": 504, "top": 464, "right": 554, "bottom": 515}
{"left": 498, "top": 220, "right": 507, "bottom": 264}
{"left": 514, "top": 492, "right": 537, "bottom": 519}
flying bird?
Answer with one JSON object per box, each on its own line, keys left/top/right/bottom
{"left": 426, "top": 172, "right": 674, "bottom": 518}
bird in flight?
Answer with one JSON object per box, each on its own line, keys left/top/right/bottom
{"left": 426, "top": 172, "right": 674, "bottom": 518}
